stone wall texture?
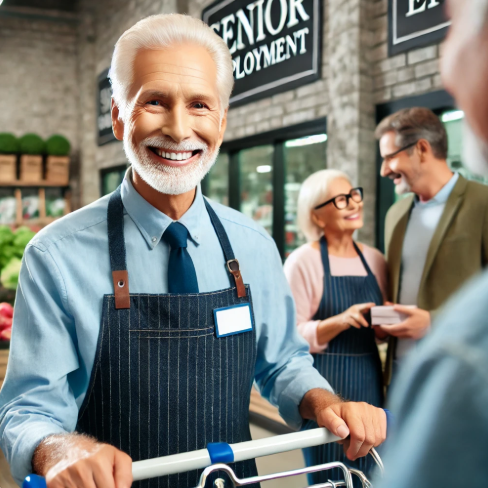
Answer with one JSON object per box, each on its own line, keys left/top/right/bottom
{"left": 371, "top": 0, "right": 444, "bottom": 105}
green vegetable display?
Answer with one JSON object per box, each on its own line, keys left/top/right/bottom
{"left": 46, "top": 135, "right": 71, "bottom": 156}
{"left": 19, "top": 133, "right": 45, "bottom": 155}
{"left": 0, "top": 225, "right": 36, "bottom": 290}
{"left": 0, "top": 133, "right": 19, "bottom": 154}
{"left": 1, "top": 258, "right": 22, "bottom": 290}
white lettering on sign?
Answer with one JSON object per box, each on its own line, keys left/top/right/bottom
{"left": 265, "top": 0, "right": 288, "bottom": 36}
{"left": 221, "top": 14, "right": 237, "bottom": 53}
{"left": 287, "top": 0, "right": 310, "bottom": 28}
{"left": 406, "top": 0, "right": 441, "bottom": 17}
{"left": 232, "top": 27, "right": 309, "bottom": 78}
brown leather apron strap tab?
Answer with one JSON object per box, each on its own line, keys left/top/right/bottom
{"left": 112, "top": 270, "right": 130, "bottom": 309}
{"left": 227, "top": 259, "right": 246, "bottom": 298}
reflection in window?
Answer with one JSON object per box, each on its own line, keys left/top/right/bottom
{"left": 240, "top": 145, "right": 274, "bottom": 235}
{"left": 101, "top": 166, "right": 127, "bottom": 196}
{"left": 284, "top": 134, "right": 328, "bottom": 256}
{"left": 441, "top": 110, "right": 488, "bottom": 185}
{"left": 205, "top": 153, "right": 229, "bottom": 205}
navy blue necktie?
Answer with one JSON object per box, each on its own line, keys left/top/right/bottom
{"left": 164, "top": 222, "right": 199, "bottom": 293}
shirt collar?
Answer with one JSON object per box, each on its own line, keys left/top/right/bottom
{"left": 414, "top": 172, "right": 459, "bottom": 207}
{"left": 121, "top": 168, "right": 206, "bottom": 250}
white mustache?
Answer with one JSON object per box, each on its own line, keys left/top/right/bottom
{"left": 141, "top": 137, "right": 207, "bottom": 152}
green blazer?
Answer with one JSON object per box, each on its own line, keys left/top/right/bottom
{"left": 384, "top": 175, "right": 488, "bottom": 384}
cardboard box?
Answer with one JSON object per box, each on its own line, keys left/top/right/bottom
{"left": 46, "top": 156, "right": 69, "bottom": 185}
{"left": 0, "top": 155, "right": 17, "bottom": 183}
{"left": 20, "top": 155, "right": 43, "bottom": 182}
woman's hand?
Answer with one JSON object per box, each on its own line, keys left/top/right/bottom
{"left": 338, "top": 302, "right": 376, "bottom": 329}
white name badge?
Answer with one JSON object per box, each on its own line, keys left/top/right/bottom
{"left": 213, "top": 303, "right": 254, "bottom": 338}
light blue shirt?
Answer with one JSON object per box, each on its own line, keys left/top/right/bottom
{"left": 397, "top": 172, "right": 459, "bottom": 358}
{"left": 0, "top": 175, "right": 331, "bottom": 484}
{"left": 376, "top": 269, "right": 488, "bottom": 488}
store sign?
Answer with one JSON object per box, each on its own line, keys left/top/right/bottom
{"left": 389, "top": 0, "right": 450, "bottom": 56}
{"left": 97, "top": 69, "right": 116, "bottom": 146}
{"left": 202, "top": 0, "right": 322, "bottom": 106}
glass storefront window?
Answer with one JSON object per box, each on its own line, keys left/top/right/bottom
{"left": 204, "top": 153, "right": 229, "bottom": 205}
{"left": 441, "top": 110, "right": 488, "bottom": 185}
{"left": 284, "top": 134, "right": 328, "bottom": 256}
{"left": 101, "top": 165, "right": 127, "bottom": 196}
{"left": 239, "top": 145, "right": 274, "bottom": 236}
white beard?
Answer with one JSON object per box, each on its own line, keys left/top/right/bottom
{"left": 394, "top": 176, "right": 412, "bottom": 195}
{"left": 463, "top": 121, "right": 488, "bottom": 177}
{"left": 123, "top": 133, "right": 219, "bottom": 195}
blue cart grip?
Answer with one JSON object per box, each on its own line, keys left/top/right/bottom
{"left": 384, "top": 408, "right": 394, "bottom": 433}
{"left": 23, "top": 474, "right": 47, "bottom": 488}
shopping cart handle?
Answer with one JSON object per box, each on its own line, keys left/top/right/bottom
{"left": 23, "top": 409, "right": 393, "bottom": 486}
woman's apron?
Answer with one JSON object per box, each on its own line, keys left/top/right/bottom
{"left": 77, "top": 186, "right": 259, "bottom": 488}
{"left": 303, "top": 237, "right": 384, "bottom": 486}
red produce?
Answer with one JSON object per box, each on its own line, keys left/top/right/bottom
{"left": 0, "top": 328, "right": 11, "bottom": 341}
{"left": 0, "top": 302, "right": 13, "bottom": 319}
{"left": 0, "top": 316, "right": 12, "bottom": 330}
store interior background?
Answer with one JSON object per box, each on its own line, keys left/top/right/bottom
{"left": 0, "top": 0, "right": 485, "bottom": 486}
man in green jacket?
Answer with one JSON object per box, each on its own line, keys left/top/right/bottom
{"left": 375, "top": 107, "right": 488, "bottom": 385}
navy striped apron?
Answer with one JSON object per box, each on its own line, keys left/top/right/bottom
{"left": 77, "top": 187, "right": 259, "bottom": 488}
{"left": 303, "top": 237, "right": 383, "bottom": 486}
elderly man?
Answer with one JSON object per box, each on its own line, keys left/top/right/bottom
{"left": 376, "top": 0, "right": 488, "bottom": 486}
{"left": 0, "top": 14, "right": 386, "bottom": 488}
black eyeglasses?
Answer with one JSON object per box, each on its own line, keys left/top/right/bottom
{"left": 382, "top": 141, "right": 418, "bottom": 161}
{"left": 314, "top": 187, "right": 364, "bottom": 210}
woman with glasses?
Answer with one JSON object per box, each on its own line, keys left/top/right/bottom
{"left": 284, "top": 169, "right": 387, "bottom": 486}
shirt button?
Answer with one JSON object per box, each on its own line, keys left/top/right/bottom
{"left": 152, "top": 237, "right": 157, "bottom": 243}
{"left": 194, "top": 235, "right": 199, "bottom": 240}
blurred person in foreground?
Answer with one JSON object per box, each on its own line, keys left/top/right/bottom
{"left": 0, "top": 13, "right": 386, "bottom": 488}
{"left": 376, "top": 106, "right": 488, "bottom": 387}
{"left": 376, "top": 0, "right": 488, "bottom": 486}
{"left": 284, "top": 170, "right": 388, "bottom": 485}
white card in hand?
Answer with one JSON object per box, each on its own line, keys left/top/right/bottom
{"left": 213, "top": 303, "right": 254, "bottom": 337}
{"left": 371, "top": 305, "right": 416, "bottom": 325}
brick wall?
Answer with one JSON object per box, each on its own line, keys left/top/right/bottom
{"left": 0, "top": 12, "right": 79, "bottom": 148}
{"left": 371, "top": 0, "right": 444, "bottom": 105}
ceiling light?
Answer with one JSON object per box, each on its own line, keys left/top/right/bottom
{"left": 441, "top": 110, "right": 464, "bottom": 123}
{"left": 256, "top": 165, "right": 272, "bottom": 173}
{"left": 285, "top": 134, "right": 328, "bottom": 148}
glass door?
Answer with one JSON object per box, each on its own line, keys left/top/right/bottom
{"left": 239, "top": 145, "right": 274, "bottom": 236}
{"left": 283, "top": 134, "right": 328, "bottom": 256}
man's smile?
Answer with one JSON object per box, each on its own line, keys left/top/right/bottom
{"left": 147, "top": 147, "right": 203, "bottom": 167}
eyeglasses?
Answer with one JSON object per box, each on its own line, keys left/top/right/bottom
{"left": 314, "top": 187, "right": 364, "bottom": 210}
{"left": 382, "top": 141, "right": 418, "bottom": 162}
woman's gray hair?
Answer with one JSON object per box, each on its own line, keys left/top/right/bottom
{"left": 297, "top": 169, "right": 351, "bottom": 242}
{"left": 109, "top": 14, "right": 234, "bottom": 121}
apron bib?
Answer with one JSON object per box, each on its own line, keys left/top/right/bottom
{"left": 77, "top": 186, "right": 259, "bottom": 488}
{"left": 303, "top": 237, "right": 384, "bottom": 486}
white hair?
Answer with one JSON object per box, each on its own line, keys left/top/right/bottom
{"left": 297, "top": 169, "right": 351, "bottom": 242}
{"left": 471, "top": 0, "right": 488, "bottom": 31}
{"left": 109, "top": 13, "right": 234, "bottom": 120}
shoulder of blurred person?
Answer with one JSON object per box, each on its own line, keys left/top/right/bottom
{"left": 376, "top": 269, "right": 488, "bottom": 488}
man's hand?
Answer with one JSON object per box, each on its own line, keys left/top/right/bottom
{"left": 299, "top": 389, "right": 387, "bottom": 461}
{"left": 379, "top": 305, "right": 431, "bottom": 339}
{"left": 32, "top": 434, "right": 132, "bottom": 488}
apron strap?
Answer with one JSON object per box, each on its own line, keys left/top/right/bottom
{"left": 353, "top": 241, "right": 384, "bottom": 300}
{"left": 204, "top": 198, "right": 247, "bottom": 298}
{"left": 107, "top": 186, "right": 130, "bottom": 309}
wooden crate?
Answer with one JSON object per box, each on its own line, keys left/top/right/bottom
{"left": 0, "top": 349, "right": 9, "bottom": 389}
{"left": 0, "top": 155, "right": 17, "bottom": 183}
{"left": 20, "top": 155, "right": 43, "bottom": 182}
{"left": 46, "top": 156, "right": 70, "bottom": 185}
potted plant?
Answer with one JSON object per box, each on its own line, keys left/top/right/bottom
{"left": 45, "top": 135, "right": 71, "bottom": 185}
{"left": 0, "top": 133, "right": 19, "bottom": 183}
{"left": 19, "top": 134, "right": 45, "bottom": 183}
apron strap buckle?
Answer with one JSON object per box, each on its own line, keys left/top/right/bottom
{"left": 226, "top": 259, "right": 247, "bottom": 298}
{"left": 112, "top": 270, "right": 131, "bottom": 309}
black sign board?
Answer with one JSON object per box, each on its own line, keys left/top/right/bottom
{"left": 97, "top": 69, "right": 117, "bottom": 146}
{"left": 202, "top": 0, "right": 322, "bottom": 106}
{"left": 388, "top": 0, "right": 450, "bottom": 56}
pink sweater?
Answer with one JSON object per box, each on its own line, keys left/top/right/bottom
{"left": 284, "top": 243, "right": 388, "bottom": 353}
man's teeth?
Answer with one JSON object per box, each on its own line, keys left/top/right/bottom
{"left": 156, "top": 149, "right": 193, "bottom": 161}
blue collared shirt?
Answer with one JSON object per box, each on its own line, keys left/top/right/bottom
{"left": 0, "top": 176, "right": 331, "bottom": 484}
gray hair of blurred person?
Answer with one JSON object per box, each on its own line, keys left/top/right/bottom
{"left": 375, "top": 107, "right": 448, "bottom": 160}
{"left": 109, "top": 14, "right": 234, "bottom": 121}
{"left": 297, "top": 169, "right": 352, "bottom": 242}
